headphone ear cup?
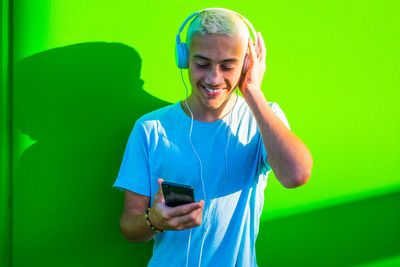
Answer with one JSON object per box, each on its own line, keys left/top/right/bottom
{"left": 242, "top": 54, "right": 249, "bottom": 75}
{"left": 175, "top": 43, "right": 189, "bottom": 69}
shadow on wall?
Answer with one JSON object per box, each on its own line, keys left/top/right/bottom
{"left": 13, "top": 42, "right": 169, "bottom": 266}
{"left": 256, "top": 189, "right": 400, "bottom": 267}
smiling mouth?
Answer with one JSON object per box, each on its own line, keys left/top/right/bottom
{"left": 200, "top": 85, "right": 225, "bottom": 95}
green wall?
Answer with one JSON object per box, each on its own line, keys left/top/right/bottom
{"left": 3, "top": 0, "right": 399, "bottom": 266}
{"left": 1, "top": 1, "right": 12, "bottom": 267}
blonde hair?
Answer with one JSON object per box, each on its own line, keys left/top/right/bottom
{"left": 186, "top": 9, "right": 250, "bottom": 48}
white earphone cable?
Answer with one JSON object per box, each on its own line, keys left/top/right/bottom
{"left": 181, "top": 69, "right": 207, "bottom": 205}
{"left": 181, "top": 69, "right": 206, "bottom": 267}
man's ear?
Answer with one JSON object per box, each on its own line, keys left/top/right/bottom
{"left": 241, "top": 52, "right": 250, "bottom": 75}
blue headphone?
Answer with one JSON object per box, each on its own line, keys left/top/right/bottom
{"left": 175, "top": 8, "right": 259, "bottom": 74}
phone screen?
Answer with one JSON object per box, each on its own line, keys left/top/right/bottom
{"left": 161, "top": 181, "right": 195, "bottom": 207}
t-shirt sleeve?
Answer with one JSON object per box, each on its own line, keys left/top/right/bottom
{"left": 112, "top": 120, "right": 152, "bottom": 197}
{"left": 269, "top": 102, "right": 290, "bottom": 130}
{"left": 260, "top": 102, "right": 291, "bottom": 174}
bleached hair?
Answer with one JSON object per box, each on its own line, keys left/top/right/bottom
{"left": 186, "top": 9, "right": 250, "bottom": 48}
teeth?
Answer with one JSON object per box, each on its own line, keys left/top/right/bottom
{"left": 204, "top": 87, "right": 222, "bottom": 93}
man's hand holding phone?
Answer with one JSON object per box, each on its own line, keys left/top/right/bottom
{"left": 148, "top": 178, "right": 204, "bottom": 231}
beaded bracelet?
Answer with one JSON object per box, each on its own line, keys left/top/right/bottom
{"left": 145, "top": 208, "right": 165, "bottom": 233}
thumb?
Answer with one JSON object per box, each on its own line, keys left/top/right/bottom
{"left": 154, "top": 178, "right": 165, "bottom": 203}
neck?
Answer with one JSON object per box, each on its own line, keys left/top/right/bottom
{"left": 181, "top": 93, "right": 238, "bottom": 122}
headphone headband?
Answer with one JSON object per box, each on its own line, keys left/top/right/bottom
{"left": 176, "top": 8, "right": 258, "bottom": 49}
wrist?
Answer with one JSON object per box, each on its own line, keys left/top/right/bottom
{"left": 145, "top": 208, "right": 164, "bottom": 233}
{"left": 242, "top": 86, "right": 265, "bottom": 102}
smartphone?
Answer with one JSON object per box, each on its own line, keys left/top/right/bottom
{"left": 161, "top": 181, "right": 195, "bottom": 207}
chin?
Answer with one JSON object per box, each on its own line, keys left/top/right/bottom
{"left": 200, "top": 96, "right": 230, "bottom": 110}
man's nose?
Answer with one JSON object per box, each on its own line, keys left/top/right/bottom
{"left": 204, "top": 66, "right": 223, "bottom": 86}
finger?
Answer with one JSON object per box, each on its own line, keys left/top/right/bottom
{"left": 166, "top": 200, "right": 203, "bottom": 218}
{"left": 255, "top": 33, "right": 261, "bottom": 59}
{"left": 154, "top": 178, "right": 165, "bottom": 203}
{"left": 169, "top": 204, "right": 204, "bottom": 229}
{"left": 199, "top": 199, "right": 204, "bottom": 207}
{"left": 248, "top": 37, "right": 257, "bottom": 65}
{"left": 255, "top": 41, "right": 261, "bottom": 58}
{"left": 174, "top": 215, "right": 203, "bottom": 230}
{"left": 257, "top": 32, "right": 266, "bottom": 63}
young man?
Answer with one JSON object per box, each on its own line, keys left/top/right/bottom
{"left": 113, "top": 9, "right": 312, "bottom": 266}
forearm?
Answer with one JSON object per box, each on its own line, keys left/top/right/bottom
{"left": 120, "top": 209, "right": 158, "bottom": 242}
{"left": 243, "top": 88, "right": 313, "bottom": 188}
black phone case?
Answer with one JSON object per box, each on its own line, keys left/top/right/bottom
{"left": 161, "top": 181, "right": 195, "bottom": 207}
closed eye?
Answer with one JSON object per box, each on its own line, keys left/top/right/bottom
{"left": 221, "top": 65, "right": 234, "bottom": 71}
{"left": 196, "top": 63, "right": 209, "bottom": 69}
{"left": 195, "top": 62, "right": 234, "bottom": 71}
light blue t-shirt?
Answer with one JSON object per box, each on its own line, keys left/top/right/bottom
{"left": 113, "top": 95, "right": 290, "bottom": 267}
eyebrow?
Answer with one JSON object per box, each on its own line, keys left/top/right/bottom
{"left": 193, "top": 54, "right": 238, "bottom": 63}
